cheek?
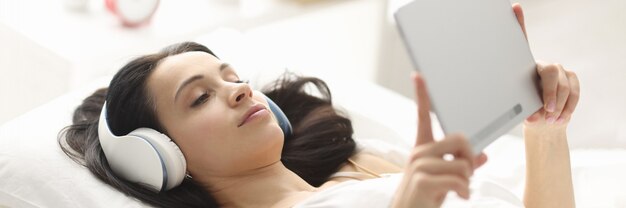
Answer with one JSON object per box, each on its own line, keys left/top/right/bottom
{"left": 185, "top": 109, "right": 231, "bottom": 148}
{"left": 189, "top": 111, "right": 222, "bottom": 135}
{"left": 175, "top": 109, "right": 232, "bottom": 164}
{"left": 252, "top": 92, "right": 268, "bottom": 105}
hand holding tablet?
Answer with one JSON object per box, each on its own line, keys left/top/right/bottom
{"left": 395, "top": 0, "right": 544, "bottom": 153}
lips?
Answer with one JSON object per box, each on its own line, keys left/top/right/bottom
{"left": 238, "top": 104, "right": 267, "bottom": 127}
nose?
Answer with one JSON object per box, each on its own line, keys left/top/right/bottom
{"left": 228, "top": 83, "right": 253, "bottom": 107}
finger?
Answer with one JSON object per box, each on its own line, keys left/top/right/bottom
{"left": 413, "top": 134, "right": 475, "bottom": 168}
{"left": 549, "top": 65, "right": 571, "bottom": 122}
{"left": 557, "top": 71, "right": 580, "bottom": 123}
{"left": 412, "top": 157, "right": 473, "bottom": 179}
{"left": 442, "top": 135, "right": 475, "bottom": 166}
{"left": 536, "top": 61, "right": 560, "bottom": 114}
{"left": 413, "top": 73, "right": 434, "bottom": 146}
{"left": 420, "top": 174, "right": 470, "bottom": 200}
{"left": 512, "top": 3, "right": 527, "bottom": 39}
{"left": 473, "top": 152, "right": 488, "bottom": 169}
{"left": 525, "top": 109, "right": 543, "bottom": 123}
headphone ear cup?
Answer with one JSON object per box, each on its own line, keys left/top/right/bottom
{"left": 129, "top": 128, "right": 187, "bottom": 190}
{"left": 260, "top": 93, "right": 293, "bottom": 137}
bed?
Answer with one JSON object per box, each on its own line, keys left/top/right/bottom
{"left": 1, "top": 29, "right": 625, "bottom": 208}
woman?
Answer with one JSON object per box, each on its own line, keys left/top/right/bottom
{"left": 59, "top": 3, "right": 579, "bottom": 208}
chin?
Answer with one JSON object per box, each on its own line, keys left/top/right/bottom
{"left": 255, "top": 124, "right": 285, "bottom": 154}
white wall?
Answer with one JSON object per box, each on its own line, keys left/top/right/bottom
{"left": 238, "top": 0, "right": 386, "bottom": 82}
{"left": 0, "top": 0, "right": 385, "bottom": 125}
{"left": 520, "top": 0, "right": 626, "bottom": 148}
{"left": 0, "top": 22, "right": 72, "bottom": 125}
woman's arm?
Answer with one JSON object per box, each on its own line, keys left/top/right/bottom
{"left": 523, "top": 127, "right": 575, "bottom": 208}
{"left": 521, "top": 61, "right": 579, "bottom": 208}
{"left": 511, "top": 4, "right": 579, "bottom": 207}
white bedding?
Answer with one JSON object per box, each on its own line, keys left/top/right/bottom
{"left": 294, "top": 172, "right": 525, "bottom": 208}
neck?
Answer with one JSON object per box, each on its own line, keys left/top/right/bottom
{"left": 200, "top": 161, "right": 316, "bottom": 207}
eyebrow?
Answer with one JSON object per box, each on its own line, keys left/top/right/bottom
{"left": 174, "top": 63, "right": 230, "bottom": 102}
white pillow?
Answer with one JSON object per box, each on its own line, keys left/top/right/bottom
{"left": 0, "top": 76, "right": 151, "bottom": 208}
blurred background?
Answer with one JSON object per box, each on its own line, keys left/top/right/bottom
{"left": 0, "top": 0, "right": 624, "bottom": 148}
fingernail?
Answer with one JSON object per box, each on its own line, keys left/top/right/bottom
{"left": 546, "top": 116, "right": 556, "bottom": 124}
{"left": 546, "top": 101, "right": 556, "bottom": 112}
{"left": 556, "top": 117, "right": 565, "bottom": 124}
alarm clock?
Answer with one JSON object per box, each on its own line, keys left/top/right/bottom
{"left": 105, "top": 0, "right": 160, "bottom": 27}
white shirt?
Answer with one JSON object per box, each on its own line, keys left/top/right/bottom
{"left": 294, "top": 173, "right": 524, "bottom": 208}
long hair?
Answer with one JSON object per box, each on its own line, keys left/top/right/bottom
{"left": 263, "top": 73, "right": 356, "bottom": 187}
{"left": 58, "top": 42, "right": 355, "bottom": 207}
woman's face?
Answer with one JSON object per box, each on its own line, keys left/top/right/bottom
{"left": 147, "top": 51, "right": 284, "bottom": 177}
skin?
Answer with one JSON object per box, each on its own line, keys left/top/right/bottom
{"left": 143, "top": 3, "right": 578, "bottom": 208}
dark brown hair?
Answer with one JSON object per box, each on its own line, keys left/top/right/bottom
{"left": 58, "top": 42, "right": 355, "bottom": 207}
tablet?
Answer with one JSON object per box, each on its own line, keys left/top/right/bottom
{"left": 394, "top": 0, "right": 543, "bottom": 153}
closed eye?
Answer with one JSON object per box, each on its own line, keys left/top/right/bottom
{"left": 190, "top": 80, "right": 247, "bottom": 108}
{"left": 191, "top": 92, "right": 209, "bottom": 107}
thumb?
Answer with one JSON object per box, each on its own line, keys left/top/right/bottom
{"left": 512, "top": 3, "right": 528, "bottom": 40}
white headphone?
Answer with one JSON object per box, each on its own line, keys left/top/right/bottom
{"left": 98, "top": 102, "right": 186, "bottom": 192}
{"left": 98, "top": 93, "right": 292, "bottom": 192}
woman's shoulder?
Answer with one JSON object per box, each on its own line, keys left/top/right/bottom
{"left": 272, "top": 178, "right": 392, "bottom": 208}
{"left": 350, "top": 152, "right": 404, "bottom": 171}
{"left": 295, "top": 174, "right": 525, "bottom": 208}
{"left": 294, "top": 174, "right": 403, "bottom": 208}
{"left": 330, "top": 152, "right": 402, "bottom": 181}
